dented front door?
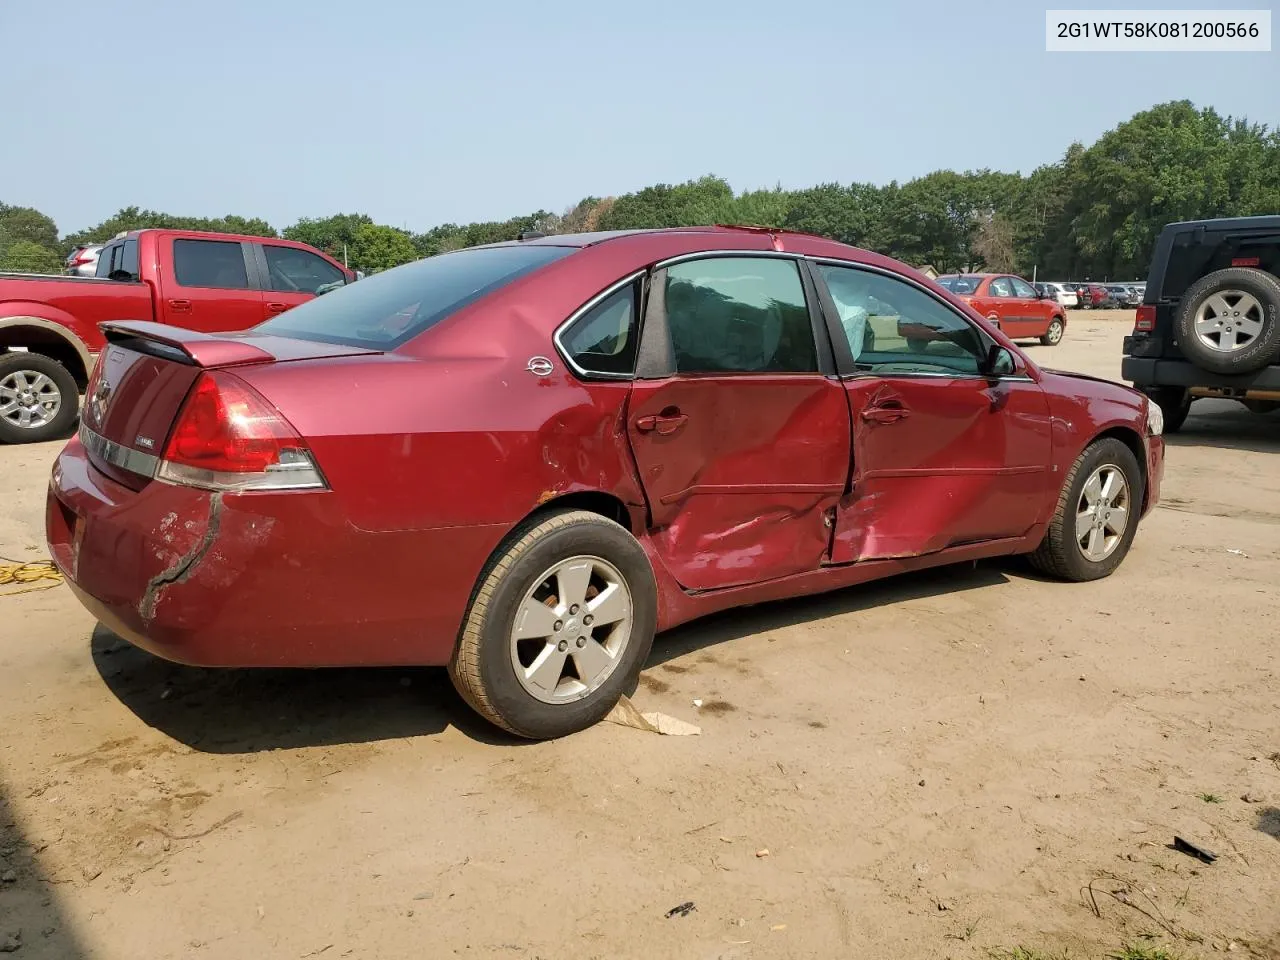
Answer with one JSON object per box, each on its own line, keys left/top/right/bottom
{"left": 830, "top": 376, "right": 1052, "bottom": 562}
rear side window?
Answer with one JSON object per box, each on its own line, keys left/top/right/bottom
{"left": 173, "top": 239, "right": 250, "bottom": 290}
{"left": 664, "top": 257, "right": 817, "bottom": 374}
{"left": 263, "top": 244, "right": 347, "bottom": 295}
{"left": 559, "top": 283, "right": 639, "bottom": 377}
{"left": 94, "top": 243, "right": 120, "bottom": 279}
{"left": 256, "top": 244, "right": 574, "bottom": 348}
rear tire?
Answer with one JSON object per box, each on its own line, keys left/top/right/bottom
{"left": 1028, "top": 438, "right": 1143, "bottom": 582}
{"left": 449, "top": 510, "right": 657, "bottom": 740}
{"left": 1173, "top": 268, "right": 1280, "bottom": 375}
{"left": 1142, "top": 386, "right": 1191, "bottom": 434}
{"left": 0, "top": 353, "right": 79, "bottom": 445}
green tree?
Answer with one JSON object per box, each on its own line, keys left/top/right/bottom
{"left": 0, "top": 204, "right": 60, "bottom": 255}
{"left": 283, "top": 213, "right": 373, "bottom": 263}
{"left": 349, "top": 224, "right": 418, "bottom": 272}
{"left": 1, "top": 239, "right": 63, "bottom": 274}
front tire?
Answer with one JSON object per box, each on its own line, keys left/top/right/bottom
{"left": 449, "top": 510, "right": 657, "bottom": 739}
{"left": 1040, "top": 317, "right": 1065, "bottom": 346}
{"left": 0, "top": 353, "right": 79, "bottom": 445}
{"left": 1028, "top": 438, "right": 1143, "bottom": 582}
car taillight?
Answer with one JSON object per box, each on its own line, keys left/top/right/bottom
{"left": 1135, "top": 304, "right": 1156, "bottom": 332}
{"left": 72, "top": 252, "right": 94, "bottom": 265}
{"left": 157, "top": 371, "right": 326, "bottom": 492}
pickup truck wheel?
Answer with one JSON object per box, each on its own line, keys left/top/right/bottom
{"left": 0, "top": 354, "right": 79, "bottom": 445}
{"left": 1143, "top": 386, "right": 1191, "bottom": 434}
{"left": 1174, "top": 268, "right": 1280, "bottom": 375}
{"left": 449, "top": 510, "right": 657, "bottom": 740}
{"left": 1028, "top": 438, "right": 1143, "bottom": 582}
{"left": 1040, "top": 317, "right": 1065, "bottom": 346}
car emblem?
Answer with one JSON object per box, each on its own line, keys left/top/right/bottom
{"left": 136, "top": 436, "right": 155, "bottom": 449}
{"left": 526, "top": 356, "right": 554, "bottom": 377}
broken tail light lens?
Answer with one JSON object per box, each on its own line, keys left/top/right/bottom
{"left": 1134, "top": 305, "right": 1156, "bottom": 332}
{"left": 157, "top": 371, "right": 327, "bottom": 492}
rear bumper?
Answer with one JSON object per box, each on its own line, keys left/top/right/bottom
{"left": 1122, "top": 356, "right": 1280, "bottom": 391}
{"left": 47, "top": 438, "right": 507, "bottom": 668}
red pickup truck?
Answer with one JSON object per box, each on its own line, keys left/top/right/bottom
{"left": 0, "top": 228, "right": 354, "bottom": 444}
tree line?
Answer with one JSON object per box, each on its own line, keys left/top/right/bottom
{"left": 2, "top": 101, "right": 1277, "bottom": 281}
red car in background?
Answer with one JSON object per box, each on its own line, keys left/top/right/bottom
{"left": 47, "top": 227, "right": 1163, "bottom": 740}
{"left": 1, "top": 229, "right": 354, "bottom": 444}
{"left": 935, "top": 273, "right": 1067, "bottom": 345}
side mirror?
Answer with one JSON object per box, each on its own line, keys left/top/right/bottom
{"left": 984, "top": 344, "right": 1017, "bottom": 377}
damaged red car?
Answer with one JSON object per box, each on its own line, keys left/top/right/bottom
{"left": 47, "top": 227, "right": 1164, "bottom": 739}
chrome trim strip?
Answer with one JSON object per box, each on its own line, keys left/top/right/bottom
{"left": 78, "top": 422, "right": 160, "bottom": 477}
{"left": 552, "top": 270, "right": 646, "bottom": 381}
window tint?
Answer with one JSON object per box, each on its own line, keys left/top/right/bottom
{"left": 560, "top": 283, "right": 639, "bottom": 376}
{"left": 818, "top": 264, "right": 987, "bottom": 376}
{"left": 257, "top": 244, "right": 573, "bottom": 349}
{"left": 116, "top": 239, "right": 139, "bottom": 281}
{"left": 988, "top": 277, "right": 1014, "bottom": 297}
{"left": 94, "top": 243, "right": 119, "bottom": 279}
{"left": 173, "top": 239, "right": 249, "bottom": 289}
{"left": 1010, "top": 277, "right": 1037, "bottom": 298}
{"left": 665, "top": 257, "right": 816, "bottom": 374}
{"left": 263, "top": 244, "right": 347, "bottom": 295}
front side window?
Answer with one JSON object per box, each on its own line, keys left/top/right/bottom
{"left": 818, "top": 264, "right": 987, "bottom": 376}
{"left": 560, "top": 283, "right": 639, "bottom": 376}
{"left": 1010, "top": 277, "right": 1037, "bottom": 298}
{"left": 263, "top": 244, "right": 347, "bottom": 295}
{"left": 664, "top": 257, "right": 817, "bottom": 374}
{"left": 256, "top": 244, "right": 574, "bottom": 349}
{"left": 987, "top": 277, "right": 1015, "bottom": 298}
{"left": 173, "top": 239, "right": 249, "bottom": 290}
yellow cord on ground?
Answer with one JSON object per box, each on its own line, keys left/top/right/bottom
{"left": 0, "top": 556, "right": 64, "bottom": 596}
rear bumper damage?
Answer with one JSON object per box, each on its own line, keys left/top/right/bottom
{"left": 47, "top": 438, "right": 506, "bottom": 668}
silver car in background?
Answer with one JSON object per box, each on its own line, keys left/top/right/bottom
{"left": 64, "top": 244, "right": 104, "bottom": 276}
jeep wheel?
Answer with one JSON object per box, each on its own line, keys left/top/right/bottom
{"left": 0, "top": 353, "right": 80, "bottom": 445}
{"left": 1174, "top": 268, "right": 1280, "bottom": 375}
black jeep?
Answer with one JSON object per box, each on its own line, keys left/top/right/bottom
{"left": 1123, "top": 215, "right": 1280, "bottom": 432}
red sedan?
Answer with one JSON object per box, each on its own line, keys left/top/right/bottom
{"left": 47, "top": 227, "right": 1164, "bottom": 739}
{"left": 935, "top": 273, "right": 1068, "bottom": 345}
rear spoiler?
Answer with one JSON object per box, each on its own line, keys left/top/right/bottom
{"left": 100, "top": 320, "right": 274, "bottom": 368}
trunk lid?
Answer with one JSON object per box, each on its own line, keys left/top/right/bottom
{"left": 81, "top": 322, "right": 378, "bottom": 490}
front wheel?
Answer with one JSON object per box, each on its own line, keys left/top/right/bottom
{"left": 1040, "top": 317, "right": 1065, "bottom": 346}
{"left": 449, "top": 510, "right": 657, "bottom": 739}
{"left": 1028, "top": 438, "right": 1143, "bottom": 582}
{"left": 0, "top": 353, "right": 79, "bottom": 445}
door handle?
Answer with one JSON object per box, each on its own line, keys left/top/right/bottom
{"left": 635, "top": 413, "right": 688, "bottom": 435}
{"left": 266, "top": 302, "right": 289, "bottom": 314}
{"left": 861, "top": 402, "right": 909, "bottom": 424}
{"left": 167, "top": 298, "right": 192, "bottom": 313}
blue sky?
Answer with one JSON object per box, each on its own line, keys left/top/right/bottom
{"left": 2, "top": 0, "right": 1276, "bottom": 236}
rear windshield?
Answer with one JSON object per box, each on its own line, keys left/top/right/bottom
{"left": 935, "top": 275, "right": 982, "bottom": 295}
{"left": 256, "top": 244, "right": 575, "bottom": 349}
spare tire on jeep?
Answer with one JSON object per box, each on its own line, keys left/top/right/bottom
{"left": 1173, "top": 267, "right": 1280, "bottom": 375}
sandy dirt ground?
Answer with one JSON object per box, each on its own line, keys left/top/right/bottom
{"left": 1, "top": 311, "right": 1278, "bottom": 960}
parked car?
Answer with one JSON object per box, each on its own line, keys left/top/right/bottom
{"left": 47, "top": 226, "right": 1164, "bottom": 740}
{"left": 64, "top": 244, "right": 105, "bottom": 277}
{"left": 1123, "top": 215, "right": 1280, "bottom": 432}
{"left": 1078, "top": 283, "right": 1115, "bottom": 309}
{"left": 1041, "top": 282, "right": 1080, "bottom": 308}
{"left": 0, "top": 229, "right": 355, "bottom": 444}
{"left": 934, "top": 273, "right": 1068, "bottom": 344}
{"left": 1105, "top": 284, "right": 1140, "bottom": 307}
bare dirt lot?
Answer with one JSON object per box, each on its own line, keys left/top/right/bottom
{"left": 2, "top": 311, "right": 1278, "bottom": 960}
